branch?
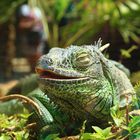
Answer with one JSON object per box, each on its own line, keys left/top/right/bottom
{"left": 61, "top": 135, "right": 79, "bottom": 140}
{"left": 0, "top": 94, "right": 42, "bottom": 115}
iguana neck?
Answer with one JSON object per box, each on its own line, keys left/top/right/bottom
{"left": 39, "top": 76, "right": 114, "bottom": 120}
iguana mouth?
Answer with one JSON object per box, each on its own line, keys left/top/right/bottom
{"left": 36, "top": 68, "right": 80, "bottom": 80}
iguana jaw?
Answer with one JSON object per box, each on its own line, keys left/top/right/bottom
{"left": 36, "top": 67, "right": 87, "bottom": 80}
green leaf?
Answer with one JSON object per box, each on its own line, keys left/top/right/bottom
{"left": 129, "top": 116, "right": 140, "bottom": 131}
{"left": 80, "top": 133, "right": 95, "bottom": 140}
{"left": 130, "top": 133, "right": 140, "bottom": 139}
{"left": 92, "top": 126, "right": 104, "bottom": 136}
{"left": 113, "top": 118, "right": 124, "bottom": 127}
{"left": 120, "top": 49, "right": 131, "bottom": 58}
{"left": 44, "top": 134, "right": 60, "bottom": 140}
{"left": 80, "top": 120, "right": 87, "bottom": 134}
{"left": 54, "top": 0, "right": 70, "bottom": 21}
{"left": 110, "top": 105, "right": 125, "bottom": 126}
{"left": 13, "top": 131, "right": 29, "bottom": 140}
{"left": 0, "top": 113, "right": 30, "bottom": 140}
{"left": 0, "top": 134, "right": 11, "bottom": 140}
{"left": 121, "top": 125, "right": 130, "bottom": 132}
{"left": 102, "top": 127, "right": 111, "bottom": 137}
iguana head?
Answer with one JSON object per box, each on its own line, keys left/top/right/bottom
{"left": 36, "top": 40, "right": 113, "bottom": 118}
{"left": 36, "top": 40, "right": 105, "bottom": 80}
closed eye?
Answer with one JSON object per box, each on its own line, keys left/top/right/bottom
{"left": 75, "top": 52, "right": 92, "bottom": 68}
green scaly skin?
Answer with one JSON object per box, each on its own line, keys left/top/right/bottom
{"left": 0, "top": 39, "right": 136, "bottom": 138}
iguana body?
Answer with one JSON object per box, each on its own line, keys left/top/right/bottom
{"left": 0, "top": 40, "right": 136, "bottom": 138}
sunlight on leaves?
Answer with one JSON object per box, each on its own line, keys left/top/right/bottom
{"left": 120, "top": 45, "right": 138, "bottom": 59}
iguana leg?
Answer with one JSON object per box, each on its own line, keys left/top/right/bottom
{"left": 0, "top": 89, "right": 63, "bottom": 136}
{"left": 28, "top": 89, "right": 83, "bottom": 137}
{"left": 27, "top": 89, "right": 66, "bottom": 136}
{"left": 28, "top": 89, "right": 54, "bottom": 126}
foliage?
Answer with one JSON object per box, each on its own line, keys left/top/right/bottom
{"left": 0, "top": 83, "right": 140, "bottom": 139}
{"left": 80, "top": 126, "right": 114, "bottom": 140}
{"left": 24, "top": 0, "right": 140, "bottom": 47}
{"left": 110, "top": 105, "right": 126, "bottom": 127}
{"left": 2, "top": 105, "right": 140, "bottom": 139}
{"left": 0, "top": 0, "right": 26, "bottom": 23}
{"left": 0, "top": 0, "right": 140, "bottom": 47}
{"left": 120, "top": 45, "right": 138, "bottom": 59}
{"left": 43, "top": 134, "right": 60, "bottom": 140}
{"left": 131, "top": 71, "right": 140, "bottom": 84}
{"left": 0, "top": 1, "right": 140, "bottom": 139}
{"left": 0, "top": 112, "right": 31, "bottom": 140}
{"left": 79, "top": 105, "right": 140, "bottom": 140}
{"left": 41, "top": 97, "right": 140, "bottom": 139}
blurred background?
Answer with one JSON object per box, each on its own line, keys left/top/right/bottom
{"left": 0, "top": 0, "right": 140, "bottom": 93}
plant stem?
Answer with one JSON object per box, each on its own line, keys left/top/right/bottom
{"left": 125, "top": 95, "right": 129, "bottom": 126}
{"left": 0, "top": 94, "right": 42, "bottom": 115}
{"left": 52, "top": 23, "right": 59, "bottom": 47}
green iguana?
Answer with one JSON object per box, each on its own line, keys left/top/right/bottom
{"left": 0, "top": 39, "right": 137, "bottom": 138}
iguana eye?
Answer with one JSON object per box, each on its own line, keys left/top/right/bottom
{"left": 75, "top": 52, "right": 92, "bottom": 68}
